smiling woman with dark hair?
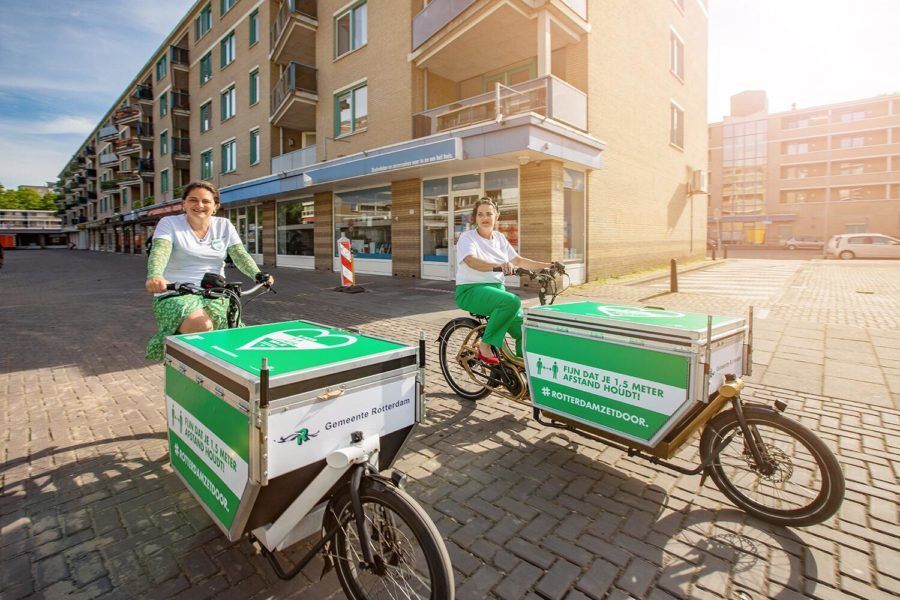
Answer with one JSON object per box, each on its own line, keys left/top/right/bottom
{"left": 455, "top": 197, "right": 550, "bottom": 364}
{"left": 143, "top": 181, "right": 273, "bottom": 361}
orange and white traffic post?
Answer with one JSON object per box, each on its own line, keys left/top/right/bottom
{"left": 336, "top": 235, "right": 365, "bottom": 293}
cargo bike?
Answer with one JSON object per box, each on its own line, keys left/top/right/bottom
{"left": 161, "top": 276, "right": 454, "bottom": 599}
{"left": 438, "top": 266, "right": 844, "bottom": 527}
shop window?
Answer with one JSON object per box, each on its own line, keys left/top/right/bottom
{"left": 334, "top": 186, "right": 391, "bottom": 259}
{"left": 422, "top": 179, "right": 449, "bottom": 262}
{"left": 563, "top": 169, "right": 585, "bottom": 263}
{"left": 277, "top": 199, "right": 315, "bottom": 256}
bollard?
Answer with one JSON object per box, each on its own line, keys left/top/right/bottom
{"left": 335, "top": 235, "right": 365, "bottom": 293}
{"left": 712, "top": 247, "right": 717, "bottom": 261}
{"left": 723, "top": 244, "right": 729, "bottom": 259}
{"left": 670, "top": 258, "right": 678, "bottom": 293}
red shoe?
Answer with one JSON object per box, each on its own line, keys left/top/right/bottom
{"left": 477, "top": 349, "right": 500, "bottom": 365}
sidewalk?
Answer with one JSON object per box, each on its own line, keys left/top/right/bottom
{"left": 1, "top": 250, "right": 898, "bottom": 599}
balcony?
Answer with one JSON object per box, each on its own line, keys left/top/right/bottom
{"left": 134, "top": 121, "right": 154, "bottom": 141}
{"left": 137, "top": 158, "right": 155, "bottom": 178}
{"left": 98, "top": 124, "right": 118, "bottom": 141}
{"left": 171, "top": 90, "right": 190, "bottom": 113}
{"left": 411, "top": 0, "right": 585, "bottom": 80}
{"left": 171, "top": 46, "right": 189, "bottom": 70}
{"left": 100, "top": 180, "right": 119, "bottom": 190}
{"left": 272, "top": 144, "right": 317, "bottom": 173}
{"left": 76, "top": 196, "right": 88, "bottom": 205}
{"left": 85, "top": 168, "right": 97, "bottom": 178}
{"left": 83, "top": 145, "right": 95, "bottom": 156}
{"left": 87, "top": 190, "right": 98, "bottom": 200}
{"left": 271, "top": 0, "right": 317, "bottom": 66}
{"left": 76, "top": 156, "right": 86, "bottom": 165}
{"left": 133, "top": 84, "right": 153, "bottom": 105}
{"left": 270, "top": 62, "right": 317, "bottom": 130}
{"left": 412, "top": 75, "right": 586, "bottom": 138}
{"left": 99, "top": 153, "right": 119, "bottom": 167}
{"left": 117, "top": 171, "right": 142, "bottom": 186}
{"left": 114, "top": 138, "right": 141, "bottom": 156}
{"left": 172, "top": 137, "right": 190, "bottom": 166}
{"left": 114, "top": 106, "right": 142, "bottom": 126}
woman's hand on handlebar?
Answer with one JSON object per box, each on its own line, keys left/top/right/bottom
{"left": 145, "top": 277, "right": 169, "bottom": 294}
{"left": 255, "top": 271, "right": 275, "bottom": 287}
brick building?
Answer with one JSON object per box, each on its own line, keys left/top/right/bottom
{"left": 708, "top": 90, "right": 900, "bottom": 245}
{"left": 57, "top": 0, "right": 709, "bottom": 282}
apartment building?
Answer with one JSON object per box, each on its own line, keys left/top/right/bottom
{"left": 708, "top": 90, "right": 900, "bottom": 245}
{"left": 58, "top": 0, "right": 708, "bottom": 282}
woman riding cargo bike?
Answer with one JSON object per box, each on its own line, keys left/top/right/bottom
{"left": 439, "top": 222, "right": 844, "bottom": 528}
{"left": 149, "top": 183, "right": 454, "bottom": 599}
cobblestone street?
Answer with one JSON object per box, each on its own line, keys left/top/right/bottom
{"left": 1, "top": 251, "right": 898, "bottom": 599}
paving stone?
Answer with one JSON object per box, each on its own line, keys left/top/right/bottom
{"left": 535, "top": 559, "right": 581, "bottom": 600}
{"left": 494, "top": 561, "right": 544, "bottom": 600}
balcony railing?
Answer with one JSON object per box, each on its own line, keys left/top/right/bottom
{"left": 114, "top": 138, "right": 140, "bottom": 153}
{"left": 271, "top": 0, "right": 318, "bottom": 49}
{"left": 412, "top": 0, "right": 476, "bottom": 50}
{"left": 98, "top": 124, "right": 118, "bottom": 140}
{"left": 85, "top": 168, "right": 97, "bottom": 177}
{"left": 99, "top": 153, "right": 119, "bottom": 166}
{"left": 133, "top": 84, "right": 153, "bottom": 102}
{"left": 76, "top": 196, "right": 88, "bottom": 205}
{"left": 114, "top": 106, "right": 141, "bottom": 124}
{"left": 170, "top": 46, "right": 189, "bottom": 67}
{"left": 83, "top": 145, "right": 95, "bottom": 156}
{"left": 100, "top": 181, "right": 118, "bottom": 190}
{"left": 134, "top": 122, "right": 154, "bottom": 138}
{"left": 272, "top": 145, "right": 317, "bottom": 173}
{"left": 76, "top": 156, "right": 86, "bottom": 165}
{"left": 137, "top": 158, "right": 155, "bottom": 173}
{"left": 412, "top": 75, "right": 587, "bottom": 138}
{"left": 75, "top": 176, "right": 86, "bottom": 185}
{"left": 87, "top": 190, "right": 98, "bottom": 200}
{"left": 171, "top": 90, "right": 190, "bottom": 111}
{"left": 172, "top": 137, "right": 191, "bottom": 156}
{"left": 271, "top": 62, "right": 317, "bottom": 115}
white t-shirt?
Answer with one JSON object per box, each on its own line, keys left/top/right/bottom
{"left": 455, "top": 229, "right": 519, "bottom": 285}
{"left": 153, "top": 214, "right": 243, "bottom": 286}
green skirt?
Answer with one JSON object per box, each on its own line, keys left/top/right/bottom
{"left": 145, "top": 294, "right": 231, "bottom": 362}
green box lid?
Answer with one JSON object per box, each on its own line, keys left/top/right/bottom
{"left": 528, "top": 301, "right": 745, "bottom": 341}
{"left": 167, "top": 320, "right": 413, "bottom": 382}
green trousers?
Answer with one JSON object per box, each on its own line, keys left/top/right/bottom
{"left": 456, "top": 283, "right": 523, "bottom": 356}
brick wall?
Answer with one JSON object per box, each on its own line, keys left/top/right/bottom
{"left": 261, "top": 200, "right": 276, "bottom": 267}
{"left": 314, "top": 191, "right": 333, "bottom": 271}
{"left": 391, "top": 178, "right": 422, "bottom": 277}
{"left": 520, "top": 160, "right": 563, "bottom": 287}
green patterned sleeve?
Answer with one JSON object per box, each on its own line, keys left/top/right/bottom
{"left": 227, "top": 243, "right": 261, "bottom": 279}
{"left": 147, "top": 238, "right": 173, "bottom": 279}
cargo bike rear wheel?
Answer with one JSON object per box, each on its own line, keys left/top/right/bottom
{"left": 699, "top": 405, "right": 844, "bottom": 527}
{"left": 438, "top": 318, "right": 491, "bottom": 401}
{"left": 325, "top": 476, "right": 454, "bottom": 600}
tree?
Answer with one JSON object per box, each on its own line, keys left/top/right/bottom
{"left": 41, "top": 193, "right": 61, "bottom": 211}
{"left": 0, "top": 186, "right": 20, "bottom": 209}
{"left": 15, "top": 188, "right": 43, "bottom": 210}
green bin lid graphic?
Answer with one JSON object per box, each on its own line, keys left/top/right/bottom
{"left": 530, "top": 301, "right": 742, "bottom": 334}
{"left": 169, "top": 320, "right": 408, "bottom": 377}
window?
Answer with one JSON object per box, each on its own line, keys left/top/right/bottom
{"left": 195, "top": 3, "right": 212, "bottom": 39}
{"left": 334, "top": 186, "right": 391, "bottom": 259}
{"left": 221, "top": 85, "right": 236, "bottom": 121}
{"left": 160, "top": 131, "right": 169, "bottom": 156}
{"left": 335, "top": 83, "right": 368, "bottom": 137}
{"left": 422, "top": 179, "right": 449, "bottom": 263}
{"left": 121, "top": 187, "right": 128, "bottom": 208}
{"left": 837, "top": 162, "right": 865, "bottom": 176}
{"left": 845, "top": 224, "right": 866, "bottom": 234}
{"left": 483, "top": 170, "right": 520, "bottom": 252}
{"left": 200, "top": 101, "right": 212, "bottom": 132}
{"left": 156, "top": 55, "right": 167, "bottom": 81}
{"left": 159, "top": 93, "right": 168, "bottom": 117}
{"left": 161, "top": 169, "right": 170, "bottom": 194}
{"left": 200, "top": 52, "right": 212, "bottom": 85}
{"left": 249, "top": 9, "right": 259, "bottom": 46}
{"left": 277, "top": 199, "right": 315, "bottom": 257}
{"left": 221, "top": 139, "right": 236, "bottom": 173}
{"left": 786, "top": 142, "right": 809, "bottom": 155}
{"left": 249, "top": 68, "right": 259, "bottom": 105}
{"left": 670, "top": 29, "right": 684, "bottom": 80}
{"left": 220, "top": 0, "right": 236, "bottom": 15}
{"left": 250, "top": 128, "right": 260, "bottom": 165}
{"left": 839, "top": 136, "right": 864, "bottom": 149}
{"left": 563, "top": 169, "right": 585, "bottom": 262}
{"left": 220, "top": 31, "right": 236, "bottom": 68}
{"left": 201, "top": 150, "right": 213, "bottom": 179}
{"left": 669, "top": 102, "right": 684, "bottom": 148}
{"left": 335, "top": 2, "right": 367, "bottom": 58}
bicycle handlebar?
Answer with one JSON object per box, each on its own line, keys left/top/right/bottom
{"left": 164, "top": 280, "right": 272, "bottom": 298}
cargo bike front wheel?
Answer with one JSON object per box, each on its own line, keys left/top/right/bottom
{"left": 699, "top": 405, "right": 844, "bottom": 527}
{"left": 326, "top": 475, "right": 454, "bottom": 600}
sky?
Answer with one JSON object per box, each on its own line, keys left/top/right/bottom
{"left": 1, "top": 0, "right": 899, "bottom": 189}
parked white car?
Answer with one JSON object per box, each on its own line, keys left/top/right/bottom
{"left": 825, "top": 233, "right": 900, "bottom": 259}
{"left": 782, "top": 236, "right": 824, "bottom": 250}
